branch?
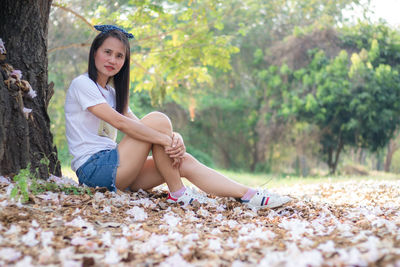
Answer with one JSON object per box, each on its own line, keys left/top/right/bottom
{"left": 146, "top": 29, "right": 208, "bottom": 54}
{"left": 130, "top": 59, "right": 164, "bottom": 86}
{"left": 52, "top": 2, "right": 199, "bottom": 45}
{"left": 130, "top": 59, "right": 184, "bottom": 90}
{"left": 135, "top": 13, "right": 199, "bottom": 44}
{"left": 48, "top": 43, "right": 91, "bottom": 53}
{"left": 52, "top": 2, "right": 95, "bottom": 31}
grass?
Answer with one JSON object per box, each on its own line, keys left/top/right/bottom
{"left": 61, "top": 164, "right": 400, "bottom": 189}
{"left": 217, "top": 169, "right": 400, "bottom": 188}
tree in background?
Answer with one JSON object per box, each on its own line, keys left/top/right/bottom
{"left": 182, "top": 0, "right": 364, "bottom": 172}
{"left": 47, "top": 0, "right": 400, "bottom": 175}
{"left": 293, "top": 35, "right": 400, "bottom": 174}
{"left": 49, "top": 0, "right": 239, "bottom": 105}
{"left": 48, "top": 0, "right": 240, "bottom": 166}
{"left": 0, "top": 0, "right": 60, "bottom": 178}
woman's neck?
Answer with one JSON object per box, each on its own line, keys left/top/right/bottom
{"left": 97, "top": 74, "right": 108, "bottom": 89}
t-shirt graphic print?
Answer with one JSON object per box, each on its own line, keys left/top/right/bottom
{"left": 98, "top": 120, "right": 117, "bottom": 141}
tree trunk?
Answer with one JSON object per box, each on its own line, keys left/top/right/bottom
{"left": 327, "top": 147, "right": 334, "bottom": 174}
{"left": 0, "top": 0, "right": 61, "bottom": 178}
{"left": 376, "top": 150, "right": 384, "bottom": 171}
{"left": 327, "top": 136, "right": 343, "bottom": 175}
{"left": 384, "top": 132, "right": 400, "bottom": 172}
{"left": 358, "top": 148, "right": 367, "bottom": 165}
{"left": 332, "top": 138, "right": 343, "bottom": 174}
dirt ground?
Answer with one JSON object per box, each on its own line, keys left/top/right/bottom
{"left": 0, "top": 175, "right": 399, "bottom": 266}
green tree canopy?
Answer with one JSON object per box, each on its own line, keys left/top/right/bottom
{"left": 292, "top": 26, "right": 400, "bottom": 173}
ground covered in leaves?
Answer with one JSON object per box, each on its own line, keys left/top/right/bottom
{"left": 0, "top": 175, "right": 399, "bottom": 266}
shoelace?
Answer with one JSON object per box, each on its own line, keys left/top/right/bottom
{"left": 258, "top": 188, "right": 282, "bottom": 198}
{"left": 190, "top": 188, "right": 208, "bottom": 201}
{"left": 187, "top": 187, "right": 214, "bottom": 203}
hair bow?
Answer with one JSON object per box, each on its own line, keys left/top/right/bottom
{"left": 94, "top": 25, "right": 134, "bottom": 39}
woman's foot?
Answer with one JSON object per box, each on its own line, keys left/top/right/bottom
{"left": 241, "top": 189, "right": 291, "bottom": 209}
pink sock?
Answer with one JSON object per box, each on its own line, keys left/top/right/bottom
{"left": 241, "top": 188, "right": 257, "bottom": 201}
{"left": 171, "top": 186, "right": 186, "bottom": 198}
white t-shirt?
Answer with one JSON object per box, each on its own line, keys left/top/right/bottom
{"left": 65, "top": 73, "right": 120, "bottom": 171}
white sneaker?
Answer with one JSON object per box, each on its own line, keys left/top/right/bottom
{"left": 167, "top": 187, "right": 216, "bottom": 205}
{"left": 242, "top": 189, "right": 291, "bottom": 209}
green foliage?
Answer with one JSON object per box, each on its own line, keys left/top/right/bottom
{"left": 184, "top": 92, "right": 256, "bottom": 170}
{"left": 389, "top": 149, "right": 400, "bottom": 173}
{"left": 340, "top": 22, "right": 400, "bottom": 67}
{"left": 31, "top": 182, "right": 92, "bottom": 196}
{"left": 292, "top": 33, "right": 400, "bottom": 173}
{"left": 186, "top": 146, "right": 214, "bottom": 168}
{"left": 49, "top": 0, "right": 396, "bottom": 175}
{"left": 82, "top": 0, "right": 240, "bottom": 105}
{"left": 10, "top": 166, "right": 31, "bottom": 203}
{"left": 10, "top": 163, "right": 92, "bottom": 203}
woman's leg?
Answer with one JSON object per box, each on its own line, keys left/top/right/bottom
{"left": 117, "top": 111, "right": 248, "bottom": 198}
{"left": 116, "top": 112, "right": 184, "bottom": 192}
{"left": 115, "top": 130, "right": 153, "bottom": 189}
{"left": 141, "top": 112, "right": 183, "bottom": 192}
{"left": 128, "top": 153, "right": 250, "bottom": 198}
{"left": 179, "top": 153, "right": 249, "bottom": 198}
{"left": 128, "top": 157, "right": 165, "bottom": 191}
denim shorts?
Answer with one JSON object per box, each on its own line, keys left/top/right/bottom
{"left": 76, "top": 149, "right": 119, "bottom": 192}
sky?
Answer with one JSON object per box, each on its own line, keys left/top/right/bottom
{"left": 370, "top": 0, "right": 400, "bottom": 26}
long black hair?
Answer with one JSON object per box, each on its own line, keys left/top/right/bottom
{"left": 88, "top": 30, "right": 130, "bottom": 114}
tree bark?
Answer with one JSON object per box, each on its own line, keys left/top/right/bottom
{"left": 326, "top": 135, "right": 343, "bottom": 175}
{"left": 327, "top": 147, "right": 334, "bottom": 174}
{"left": 332, "top": 137, "right": 343, "bottom": 174}
{"left": 384, "top": 132, "right": 399, "bottom": 172}
{"left": 376, "top": 150, "right": 384, "bottom": 171}
{"left": 0, "top": 0, "right": 61, "bottom": 178}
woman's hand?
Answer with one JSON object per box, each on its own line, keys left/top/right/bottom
{"left": 167, "top": 132, "right": 186, "bottom": 157}
{"left": 165, "top": 132, "right": 186, "bottom": 168}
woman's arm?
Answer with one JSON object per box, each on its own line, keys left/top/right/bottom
{"left": 124, "top": 108, "right": 139, "bottom": 121}
{"left": 88, "top": 103, "right": 172, "bottom": 147}
{"left": 122, "top": 106, "right": 184, "bottom": 167}
{"left": 166, "top": 132, "right": 186, "bottom": 158}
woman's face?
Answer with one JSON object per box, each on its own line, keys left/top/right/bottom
{"left": 94, "top": 37, "right": 126, "bottom": 84}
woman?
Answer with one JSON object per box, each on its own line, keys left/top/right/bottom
{"left": 65, "top": 25, "right": 291, "bottom": 209}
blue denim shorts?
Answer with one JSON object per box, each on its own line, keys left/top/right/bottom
{"left": 76, "top": 149, "right": 119, "bottom": 192}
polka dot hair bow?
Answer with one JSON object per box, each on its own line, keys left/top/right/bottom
{"left": 94, "top": 25, "right": 134, "bottom": 39}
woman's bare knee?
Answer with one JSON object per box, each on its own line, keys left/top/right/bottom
{"left": 141, "top": 111, "right": 172, "bottom": 134}
{"left": 179, "top": 153, "right": 199, "bottom": 177}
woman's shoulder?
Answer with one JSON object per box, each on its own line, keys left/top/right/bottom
{"left": 71, "top": 73, "right": 93, "bottom": 85}
{"left": 70, "top": 73, "right": 97, "bottom": 90}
